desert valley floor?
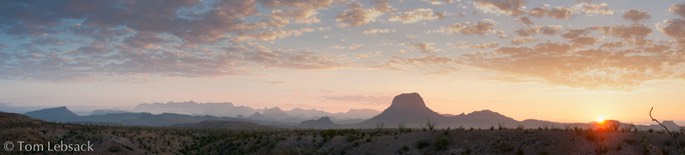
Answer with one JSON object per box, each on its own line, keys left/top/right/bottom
{"left": 2, "top": 112, "right": 684, "bottom": 155}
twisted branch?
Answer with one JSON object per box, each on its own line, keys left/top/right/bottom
{"left": 649, "top": 107, "right": 682, "bottom": 152}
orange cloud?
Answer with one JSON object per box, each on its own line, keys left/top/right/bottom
{"left": 659, "top": 18, "right": 685, "bottom": 46}
{"left": 670, "top": 3, "right": 685, "bottom": 18}
{"left": 574, "top": 3, "right": 614, "bottom": 15}
{"left": 371, "top": 0, "right": 396, "bottom": 13}
{"left": 515, "top": 25, "right": 563, "bottom": 36}
{"left": 473, "top": 0, "right": 526, "bottom": 16}
{"left": 374, "top": 55, "right": 459, "bottom": 75}
{"left": 461, "top": 39, "right": 685, "bottom": 90}
{"left": 335, "top": 2, "right": 382, "bottom": 27}
{"left": 462, "top": 42, "right": 500, "bottom": 49}
{"left": 516, "top": 16, "right": 534, "bottom": 26}
{"left": 389, "top": 8, "right": 445, "bottom": 24}
{"left": 434, "top": 19, "right": 498, "bottom": 35}
{"left": 622, "top": 9, "right": 651, "bottom": 24}
{"left": 410, "top": 42, "right": 437, "bottom": 53}
{"left": 511, "top": 37, "right": 538, "bottom": 45}
{"left": 528, "top": 6, "right": 574, "bottom": 19}
{"left": 593, "top": 24, "right": 652, "bottom": 45}
{"left": 362, "top": 28, "right": 396, "bottom": 35}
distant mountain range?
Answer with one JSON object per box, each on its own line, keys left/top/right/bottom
{"left": 299, "top": 116, "right": 336, "bottom": 129}
{"left": 171, "top": 120, "right": 271, "bottom": 130}
{"left": 22, "top": 106, "right": 279, "bottom": 127}
{"left": 351, "top": 92, "right": 683, "bottom": 131}
{"left": 17, "top": 92, "right": 684, "bottom": 131}
{"left": 132, "top": 101, "right": 380, "bottom": 123}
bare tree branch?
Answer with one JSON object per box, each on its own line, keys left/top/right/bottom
{"left": 650, "top": 107, "right": 682, "bottom": 152}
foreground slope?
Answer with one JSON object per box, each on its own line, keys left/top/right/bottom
{"left": 2, "top": 112, "right": 685, "bottom": 154}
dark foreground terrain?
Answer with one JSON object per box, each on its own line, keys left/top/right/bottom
{"left": 1, "top": 112, "right": 684, "bottom": 155}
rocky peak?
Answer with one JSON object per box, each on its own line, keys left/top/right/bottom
{"left": 388, "top": 92, "right": 427, "bottom": 110}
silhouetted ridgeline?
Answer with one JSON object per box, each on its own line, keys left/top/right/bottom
{"left": 20, "top": 92, "right": 684, "bottom": 131}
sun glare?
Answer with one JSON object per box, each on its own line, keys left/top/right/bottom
{"left": 596, "top": 115, "right": 605, "bottom": 123}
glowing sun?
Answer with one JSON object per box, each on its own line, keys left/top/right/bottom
{"left": 596, "top": 115, "right": 605, "bottom": 123}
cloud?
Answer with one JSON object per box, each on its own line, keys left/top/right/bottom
{"left": 515, "top": 25, "right": 563, "bottom": 36}
{"left": 379, "top": 55, "right": 452, "bottom": 66}
{"left": 573, "top": 3, "right": 614, "bottom": 15}
{"left": 434, "top": 19, "right": 498, "bottom": 35}
{"left": 335, "top": 2, "right": 382, "bottom": 27}
{"left": 333, "top": 44, "right": 364, "bottom": 50}
{"left": 235, "top": 27, "right": 326, "bottom": 42}
{"left": 388, "top": 8, "right": 445, "bottom": 24}
{"left": 32, "top": 37, "right": 65, "bottom": 46}
{"left": 362, "top": 28, "right": 396, "bottom": 35}
{"left": 516, "top": 16, "right": 534, "bottom": 26}
{"left": 0, "top": 0, "right": 344, "bottom": 45}
{"left": 410, "top": 42, "right": 437, "bottom": 53}
{"left": 246, "top": 45, "right": 345, "bottom": 70}
{"left": 0, "top": 42, "right": 346, "bottom": 81}
{"left": 659, "top": 18, "right": 685, "bottom": 46}
{"left": 622, "top": 9, "right": 651, "bottom": 24}
{"left": 510, "top": 37, "right": 538, "bottom": 45}
{"left": 376, "top": 55, "right": 457, "bottom": 74}
{"left": 459, "top": 42, "right": 499, "bottom": 49}
{"left": 123, "top": 31, "right": 167, "bottom": 49}
{"left": 473, "top": 0, "right": 526, "bottom": 16}
{"left": 528, "top": 8, "right": 546, "bottom": 18}
{"left": 670, "top": 3, "right": 685, "bottom": 18}
{"left": 260, "top": 0, "right": 340, "bottom": 26}
{"left": 461, "top": 40, "right": 685, "bottom": 90}
{"left": 528, "top": 6, "right": 574, "bottom": 19}
{"left": 371, "top": 0, "right": 396, "bottom": 13}
{"left": 560, "top": 28, "right": 598, "bottom": 46}
{"left": 593, "top": 24, "right": 652, "bottom": 45}
{"left": 268, "top": 9, "right": 320, "bottom": 27}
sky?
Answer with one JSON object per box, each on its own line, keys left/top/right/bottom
{"left": 1, "top": 0, "right": 685, "bottom": 124}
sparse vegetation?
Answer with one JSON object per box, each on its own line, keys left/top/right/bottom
{"left": 436, "top": 135, "right": 449, "bottom": 150}
{"left": 426, "top": 118, "right": 436, "bottom": 131}
{"left": 2, "top": 112, "right": 684, "bottom": 154}
{"left": 398, "top": 123, "right": 411, "bottom": 133}
{"left": 416, "top": 140, "right": 430, "bottom": 149}
{"left": 376, "top": 122, "right": 384, "bottom": 132}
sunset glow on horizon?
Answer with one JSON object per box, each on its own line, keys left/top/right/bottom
{"left": 1, "top": 0, "right": 685, "bottom": 125}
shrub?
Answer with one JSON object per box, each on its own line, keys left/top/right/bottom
{"left": 376, "top": 122, "right": 384, "bottom": 131}
{"left": 426, "top": 118, "right": 436, "bottom": 131}
{"left": 416, "top": 140, "right": 430, "bottom": 149}
{"left": 597, "top": 145, "right": 608, "bottom": 154}
{"left": 515, "top": 125, "right": 524, "bottom": 130}
{"left": 585, "top": 131, "right": 596, "bottom": 142}
{"left": 436, "top": 136, "right": 449, "bottom": 151}
{"left": 623, "top": 138, "right": 636, "bottom": 145}
{"left": 516, "top": 148, "right": 524, "bottom": 155}
{"left": 346, "top": 135, "right": 357, "bottom": 142}
{"left": 109, "top": 146, "right": 122, "bottom": 153}
{"left": 398, "top": 123, "right": 411, "bottom": 133}
{"left": 495, "top": 139, "right": 514, "bottom": 152}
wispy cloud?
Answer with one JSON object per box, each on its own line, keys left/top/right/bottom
{"left": 2, "top": 0, "right": 685, "bottom": 91}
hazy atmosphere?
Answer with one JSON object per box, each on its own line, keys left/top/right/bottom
{"left": 2, "top": 0, "right": 685, "bottom": 125}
